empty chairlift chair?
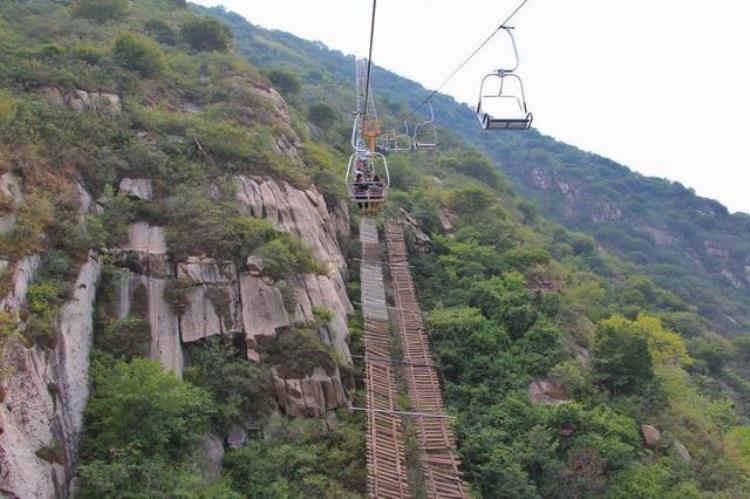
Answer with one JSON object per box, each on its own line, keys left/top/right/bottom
{"left": 413, "top": 101, "right": 438, "bottom": 151}
{"left": 476, "top": 26, "right": 533, "bottom": 130}
{"left": 382, "top": 122, "right": 412, "bottom": 154}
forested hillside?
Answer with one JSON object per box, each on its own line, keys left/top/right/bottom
{"left": 0, "top": 1, "right": 748, "bottom": 497}
{"left": 202, "top": 6, "right": 750, "bottom": 337}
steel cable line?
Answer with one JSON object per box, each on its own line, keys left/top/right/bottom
{"left": 362, "top": 0, "right": 378, "bottom": 125}
{"left": 398, "top": 0, "right": 531, "bottom": 123}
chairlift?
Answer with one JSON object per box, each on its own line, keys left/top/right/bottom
{"left": 476, "top": 26, "right": 533, "bottom": 130}
{"left": 345, "top": 151, "right": 390, "bottom": 215}
{"left": 381, "top": 122, "right": 412, "bottom": 154}
{"left": 413, "top": 101, "right": 438, "bottom": 151}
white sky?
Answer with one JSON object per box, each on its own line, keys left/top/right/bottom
{"left": 195, "top": 0, "right": 750, "bottom": 214}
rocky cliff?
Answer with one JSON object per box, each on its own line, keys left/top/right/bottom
{"left": 0, "top": 171, "right": 355, "bottom": 496}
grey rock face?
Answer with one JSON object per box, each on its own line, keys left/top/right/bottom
{"left": 0, "top": 256, "right": 101, "bottom": 498}
{"left": 118, "top": 178, "right": 153, "bottom": 201}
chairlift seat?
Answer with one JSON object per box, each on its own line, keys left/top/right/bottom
{"left": 413, "top": 142, "right": 438, "bottom": 151}
{"left": 479, "top": 112, "right": 533, "bottom": 130}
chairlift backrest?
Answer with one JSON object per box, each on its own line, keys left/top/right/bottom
{"left": 413, "top": 101, "right": 438, "bottom": 150}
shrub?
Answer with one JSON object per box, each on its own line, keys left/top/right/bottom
{"left": 257, "top": 236, "right": 325, "bottom": 281}
{"left": 180, "top": 17, "right": 231, "bottom": 52}
{"left": 0, "top": 90, "right": 16, "bottom": 127}
{"left": 81, "top": 358, "right": 214, "bottom": 461}
{"left": 184, "top": 337, "right": 274, "bottom": 430}
{"left": 24, "top": 281, "right": 63, "bottom": 349}
{"left": 258, "top": 328, "right": 337, "bottom": 378}
{"left": 592, "top": 315, "right": 655, "bottom": 395}
{"left": 449, "top": 186, "right": 495, "bottom": 215}
{"left": 307, "top": 103, "right": 337, "bottom": 129}
{"left": 267, "top": 69, "right": 300, "bottom": 97}
{"left": 226, "top": 216, "right": 276, "bottom": 262}
{"left": 112, "top": 33, "right": 164, "bottom": 77}
{"left": 95, "top": 315, "right": 151, "bottom": 361}
{"left": 0, "top": 312, "right": 21, "bottom": 379}
{"left": 71, "top": 0, "right": 129, "bottom": 22}
{"left": 223, "top": 413, "right": 366, "bottom": 497}
{"left": 145, "top": 19, "right": 177, "bottom": 45}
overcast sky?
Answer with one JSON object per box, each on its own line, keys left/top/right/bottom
{"left": 195, "top": 0, "right": 750, "bottom": 214}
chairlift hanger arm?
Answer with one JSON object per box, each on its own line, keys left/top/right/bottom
{"left": 397, "top": 0, "right": 531, "bottom": 123}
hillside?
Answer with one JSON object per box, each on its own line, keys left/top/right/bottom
{"left": 203, "top": 6, "right": 750, "bottom": 336}
{"left": 0, "top": 1, "right": 749, "bottom": 498}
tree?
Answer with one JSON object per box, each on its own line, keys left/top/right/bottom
{"left": 180, "top": 17, "right": 231, "bottom": 52}
{"left": 307, "top": 103, "right": 338, "bottom": 129}
{"left": 112, "top": 34, "right": 164, "bottom": 77}
{"left": 184, "top": 337, "right": 274, "bottom": 430}
{"left": 267, "top": 69, "right": 301, "bottom": 97}
{"left": 592, "top": 315, "right": 655, "bottom": 395}
{"left": 71, "top": 0, "right": 129, "bottom": 21}
{"left": 81, "top": 359, "right": 214, "bottom": 460}
{"left": 449, "top": 186, "right": 495, "bottom": 216}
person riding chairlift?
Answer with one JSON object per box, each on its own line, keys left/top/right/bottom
{"left": 353, "top": 173, "right": 370, "bottom": 210}
{"left": 369, "top": 174, "right": 383, "bottom": 199}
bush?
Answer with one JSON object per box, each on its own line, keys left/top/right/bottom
{"left": 0, "top": 312, "right": 21, "bottom": 379}
{"left": 145, "top": 19, "right": 177, "bottom": 45}
{"left": 180, "top": 17, "right": 231, "bottom": 52}
{"left": 449, "top": 186, "right": 495, "bottom": 215}
{"left": 307, "top": 103, "right": 338, "bottom": 129}
{"left": 95, "top": 315, "right": 151, "bottom": 361}
{"left": 267, "top": 69, "right": 300, "bottom": 97}
{"left": 0, "top": 90, "right": 16, "bottom": 127}
{"left": 71, "top": 0, "right": 129, "bottom": 22}
{"left": 223, "top": 413, "right": 365, "bottom": 497}
{"left": 257, "top": 236, "right": 325, "bottom": 281}
{"left": 592, "top": 315, "right": 655, "bottom": 395}
{"left": 185, "top": 337, "right": 274, "bottom": 430}
{"left": 81, "top": 358, "right": 214, "bottom": 461}
{"left": 112, "top": 33, "right": 164, "bottom": 77}
{"left": 258, "top": 328, "right": 337, "bottom": 378}
{"left": 24, "top": 281, "right": 63, "bottom": 349}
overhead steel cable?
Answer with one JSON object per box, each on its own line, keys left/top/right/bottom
{"left": 398, "top": 0, "right": 531, "bottom": 123}
{"left": 362, "top": 0, "right": 378, "bottom": 125}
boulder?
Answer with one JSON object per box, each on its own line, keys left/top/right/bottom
{"left": 273, "top": 367, "right": 349, "bottom": 418}
{"left": 118, "top": 178, "right": 153, "bottom": 201}
{"left": 201, "top": 432, "right": 225, "bottom": 479}
{"left": 529, "top": 378, "right": 569, "bottom": 405}
{"left": 674, "top": 440, "right": 691, "bottom": 462}
{"left": 641, "top": 424, "right": 661, "bottom": 446}
{"left": 226, "top": 425, "right": 247, "bottom": 449}
{"left": 65, "top": 89, "right": 121, "bottom": 115}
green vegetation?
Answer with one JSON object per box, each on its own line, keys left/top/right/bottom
{"left": 223, "top": 412, "right": 366, "bottom": 498}
{"left": 185, "top": 337, "right": 274, "bottom": 431}
{"left": 112, "top": 33, "right": 164, "bottom": 77}
{"left": 1, "top": 1, "right": 749, "bottom": 497}
{"left": 77, "top": 359, "right": 222, "bottom": 497}
{"left": 72, "top": 0, "right": 129, "bottom": 22}
{"left": 267, "top": 68, "right": 301, "bottom": 97}
{"left": 180, "top": 17, "right": 231, "bottom": 52}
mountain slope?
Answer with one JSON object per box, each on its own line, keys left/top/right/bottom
{"left": 202, "top": 5, "right": 750, "bottom": 335}
{"left": 0, "top": 2, "right": 749, "bottom": 497}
